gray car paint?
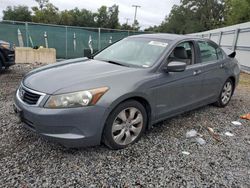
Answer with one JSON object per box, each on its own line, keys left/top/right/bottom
{"left": 14, "top": 34, "right": 240, "bottom": 147}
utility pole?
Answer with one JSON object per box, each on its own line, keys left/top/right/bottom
{"left": 132, "top": 5, "right": 141, "bottom": 26}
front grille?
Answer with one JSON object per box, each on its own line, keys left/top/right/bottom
{"left": 19, "top": 86, "right": 41, "bottom": 105}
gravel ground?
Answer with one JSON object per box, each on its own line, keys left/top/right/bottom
{"left": 0, "top": 64, "right": 250, "bottom": 187}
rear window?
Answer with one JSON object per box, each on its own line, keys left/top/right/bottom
{"left": 198, "top": 41, "right": 224, "bottom": 63}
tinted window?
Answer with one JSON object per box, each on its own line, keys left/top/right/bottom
{"left": 198, "top": 41, "right": 223, "bottom": 63}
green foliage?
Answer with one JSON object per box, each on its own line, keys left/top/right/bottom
{"left": 3, "top": 5, "right": 32, "bottom": 22}
{"left": 65, "top": 8, "right": 96, "bottom": 27}
{"left": 152, "top": 0, "right": 226, "bottom": 34}
{"left": 107, "top": 5, "right": 120, "bottom": 29}
{"left": 145, "top": 0, "right": 250, "bottom": 34}
{"left": 96, "top": 5, "right": 120, "bottom": 29}
{"left": 132, "top": 20, "right": 140, "bottom": 31}
{"left": 226, "top": 0, "right": 250, "bottom": 25}
{"left": 32, "top": 3, "right": 60, "bottom": 24}
{"left": 2, "top": 0, "right": 123, "bottom": 29}
{"left": 96, "top": 6, "right": 109, "bottom": 28}
{"left": 35, "top": 0, "right": 49, "bottom": 10}
{"left": 7, "top": 0, "right": 250, "bottom": 33}
{"left": 120, "top": 23, "right": 134, "bottom": 30}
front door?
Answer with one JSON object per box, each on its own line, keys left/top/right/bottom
{"left": 153, "top": 41, "right": 205, "bottom": 120}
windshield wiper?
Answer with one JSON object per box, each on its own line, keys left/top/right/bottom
{"left": 103, "top": 60, "right": 128, "bottom": 67}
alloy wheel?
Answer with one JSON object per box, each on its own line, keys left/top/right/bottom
{"left": 221, "top": 81, "right": 233, "bottom": 105}
{"left": 111, "top": 107, "right": 143, "bottom": 145}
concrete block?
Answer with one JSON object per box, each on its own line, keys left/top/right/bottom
{"left": 15, "top": 47, "right": 56, "bottom": 64}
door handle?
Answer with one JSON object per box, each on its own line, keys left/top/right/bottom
{"left": 193, "top": 70, "right": 202, "bottom": 76}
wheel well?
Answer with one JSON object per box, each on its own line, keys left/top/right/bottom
{"left": 228, "top": 76, "right": 236, "bottom": 92}
{"left": 119, "top": 96, "right": 152, "bottom": 129}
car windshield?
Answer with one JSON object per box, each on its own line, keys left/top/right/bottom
{"left": 94, "top": 37, "right": 170, "bottom": 67}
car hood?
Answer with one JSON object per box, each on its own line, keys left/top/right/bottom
{"left": 23, "top": 59, "right": 141, "bottom": 94}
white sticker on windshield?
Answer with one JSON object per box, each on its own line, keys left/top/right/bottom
{"left": 148, "top": 41, "right": 168, "bottom": 47}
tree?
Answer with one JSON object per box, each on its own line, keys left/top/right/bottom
{"left": 35, "top": 0, "right": 49, "bottom": 10}
{"left": 144, "top": 25, "right": 160, "bottom": 32}
{"left": 120, "top": 23, "right": 134, "bottom": 30}
{"left": 96, "top": 6, "right": 109, "bottom": 28}
{"left": 154, "top": 0, "right": 227, "bottom": 34}
{"left": 3, "top": 6, "right": 32, "bottom": 22}
{"left": 107, "top": 5, "right": 120, "bottom": 29}
{"left": 95, "top": 5, "right": 120, "bottom": 28}
{"left": 66, "top": 8, "right": 96, "bottom": 27}
{"left": 58, "top": 10, "right": 74, "bottom": 25}
{"left": 2, "top": 1, "right": 122, "bottom": 29}
{"left": 32, "top": 2, "right": 60, "bottom": 24}
{"left": 226, "top": 0, "right": 250, "bottom": 25}
{"left": 132, "top": 20, "right": 140, "bottom": 31}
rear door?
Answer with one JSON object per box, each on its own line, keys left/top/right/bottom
{"left": 195, "top": 40, "right": 228, "bottom": 102}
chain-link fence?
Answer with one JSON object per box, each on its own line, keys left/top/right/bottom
{"left": 0, "top": 20, "right": 144, "bottom": 59}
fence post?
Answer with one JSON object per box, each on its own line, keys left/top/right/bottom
{"left": 25, "top": 22, "right": 29, "bottom": 47}
{"left": 218, "top": 31, "right": 222, "bottom": 46}
{"left": 65, "top": 26, "right": 68, "bottom": 59}
{"left": 232, "top": 29, "right": 239, "bottom": 51}
{"left": 208, "top": 33, "right": 211, "bottom": 39}
{"left": 98, "top": 28, "right": 101, "bottom": 51}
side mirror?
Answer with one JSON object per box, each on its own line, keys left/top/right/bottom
{"left": 164, "top": 61, "right": 187, "bottom": 72}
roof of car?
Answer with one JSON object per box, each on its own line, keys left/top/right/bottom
{"left": 129, "top": 33, "right": 201, "bottom": 41}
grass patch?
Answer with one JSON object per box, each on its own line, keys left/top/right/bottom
{"left": 239, "top": 72, "right": 250, "bottom": 87}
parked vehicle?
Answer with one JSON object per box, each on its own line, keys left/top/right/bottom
{"left": 14, "top": 34, "right": 240, "bottom": 149}
{"left": 0, "top": 40, "right": 15, "bottom": 71}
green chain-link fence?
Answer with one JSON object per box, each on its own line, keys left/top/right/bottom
{"left": 0, "top": 20, "right": 144, "bottom": 59}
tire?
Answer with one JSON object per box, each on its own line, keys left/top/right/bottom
{"left": 214, "top": 78, "right": 234, "bottom": 107}
{"left": 103, "top": 100, "right": 148, "bottom": 149}
{"left": 0, "top": 53, "right": 4, "bottom": 72}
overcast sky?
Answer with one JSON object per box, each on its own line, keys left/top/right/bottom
{"left": 0, "top": 0, "right": 180, "bottom": 28}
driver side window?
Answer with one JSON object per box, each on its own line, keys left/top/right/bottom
{"left": 168, "top": 41, "right": 194, "bottom": 66}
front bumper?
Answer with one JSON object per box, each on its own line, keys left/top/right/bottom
{"left": 1, "top": 48, "right": 15, "bottom": 67}
{"left": 14, "top": 93, "right": 107, "bottom": 148}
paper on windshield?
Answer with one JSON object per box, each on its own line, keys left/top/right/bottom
{"left": 148, "top": 41, "right": 168, "bottom": 47}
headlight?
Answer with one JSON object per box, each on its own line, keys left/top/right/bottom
{"left": 44, "top": 87, "right": 109, "bottom": 108}
{"left": 0, "top": 43, "right": 10, "bottom": 49}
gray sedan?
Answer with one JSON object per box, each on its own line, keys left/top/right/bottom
{"left": 14, "top": 34, "right": 240, "bottom": 149}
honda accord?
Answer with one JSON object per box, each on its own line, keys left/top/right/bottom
{"left": 14, "top": 34, "right": 240, "bottom": 149}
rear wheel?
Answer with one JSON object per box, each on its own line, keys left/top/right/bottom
{"left": 215, "top": 79, "right": 234, "bottom": 107}
{"left": 103, "top": 100, "right": 147, "bottom": 149}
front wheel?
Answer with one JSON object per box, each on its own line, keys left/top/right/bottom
{"left": 214, "top": 79, "right": 234, "bottom": 107}
{"left": 103, "top": 100, "right": 147, "bottom": 149}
